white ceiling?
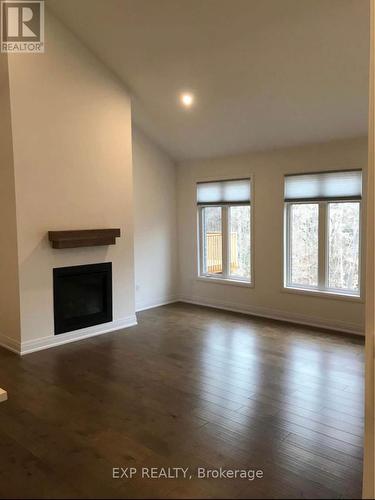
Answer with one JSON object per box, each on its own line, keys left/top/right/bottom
{"left": 47, "top": 0, "right": 369, "bottom": 161}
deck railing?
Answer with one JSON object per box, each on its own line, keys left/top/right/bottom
{"left": 206, "top": 232, "right": 238, "bottom": 274}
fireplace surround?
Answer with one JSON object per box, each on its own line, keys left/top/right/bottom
{"left": 53, "top": 263, "right": 112, "bottom": 335}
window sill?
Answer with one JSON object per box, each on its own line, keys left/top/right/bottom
{"left": 282, "top": 286, "right": 363, "bottom": 303}
{"left": 197, "top": 276, "right": 253, "bottom": 288}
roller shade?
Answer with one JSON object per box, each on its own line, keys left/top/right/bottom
{"left": 197, "top": 179, "right": 251, "bottom": 205}
{"left": 284, "top": 170, "right": 362, "bottom": 202}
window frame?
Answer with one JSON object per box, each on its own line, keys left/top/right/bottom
{"left": 197, "top": 176, "right": 253, "bottom": 286}
{"left": 284, "top": 199, "right": 362, "bottom": 298}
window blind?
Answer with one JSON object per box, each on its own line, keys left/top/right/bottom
{"left": 197, "top": 179, "right": 251, "bottom": 205}
{"left": 284, "top": 170, "right": 362, "bottom": 202}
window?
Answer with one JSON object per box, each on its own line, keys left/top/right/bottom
{"left": 328, "top": 202, "right": 360, "bottom": 292}
{"left": 289, "top": 203, "right": 319, "bottom": 287}
{"left": 198, "top": 179, "right": 251, "bottom": 283}
{"left": 284, "top": 170, "right": 362, "bottom": 297}
{"left": 202, "top": 206, "right": 223, "bottom": 275}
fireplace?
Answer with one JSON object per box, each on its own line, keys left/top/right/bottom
{"left": 53, "top": 263, "right": 112, "bottom": 335}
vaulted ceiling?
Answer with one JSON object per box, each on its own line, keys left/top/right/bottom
{"left": 47, "top": 0, "right": 369, "bottom": 161}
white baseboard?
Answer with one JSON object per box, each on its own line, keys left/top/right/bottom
{"left": 0, "top": 315, "right": 138, "bottom": 356}
{"left": 0, "top": 296, "right": 363, "bottom": 357}
{"left": 136, "top": 296, "right": 178, "bottom": 312}
{"left": 179, "top": 295, "right": 364, "bottom": 336}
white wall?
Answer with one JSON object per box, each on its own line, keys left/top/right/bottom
{"left": 178, "top": 137, "right": 367, "bottom": 334}
{"left": 133, "top": 128, "right": 178, "bottom": 311}
{"left": 0, "top": 54, "right": 21, "bottom": 349}
{"left": 5, "top": 10, "right": 135, "bottom": 351}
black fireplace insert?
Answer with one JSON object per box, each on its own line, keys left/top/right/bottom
{"left": 53, "top": 262, "right": 112, "bottom": 335}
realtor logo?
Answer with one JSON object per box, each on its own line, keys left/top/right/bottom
{"left": 1, "top": 0, "right": 44, "bottom": 53}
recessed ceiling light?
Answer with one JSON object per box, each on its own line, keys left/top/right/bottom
{"left": 180, "top": 92, "right": 194, "bottom": 108}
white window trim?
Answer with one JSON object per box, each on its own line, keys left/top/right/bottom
{"left": 197, "top": 276, "right": 253, "bottom": 288}
{"left": 283, "top": 200, "right": 362, "bottom": 299}
{"left": 281, "top": 286, "right": 364, "bottom": 302}
{"left": 197, "top": 202, "right": 253, "bottom": 285}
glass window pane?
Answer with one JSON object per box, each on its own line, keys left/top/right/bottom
{"left": 289, "top": 203, "right": 319, "bottom": 287}
{"left": 229, "top": 205, "right": 251, "bottom": 280}
{"left": 202, "top": 207, "right": 222, "bottom": 275}
{"left": 328, "top": 202, "right": 360, "bottom": 292}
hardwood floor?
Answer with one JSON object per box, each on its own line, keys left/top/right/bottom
{"left": 0, "top": 302, "right": 364, "bottom": 499}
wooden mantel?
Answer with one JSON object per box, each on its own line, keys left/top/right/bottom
{"left": 48, "top": 229, "right": 121, "bottom": 249}
{"left": 0, "top": 388, "right": 7, "bottom": 403}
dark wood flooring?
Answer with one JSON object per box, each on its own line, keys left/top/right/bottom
{"left": 0, "top": 302, "right": 364, "bottom": 499}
